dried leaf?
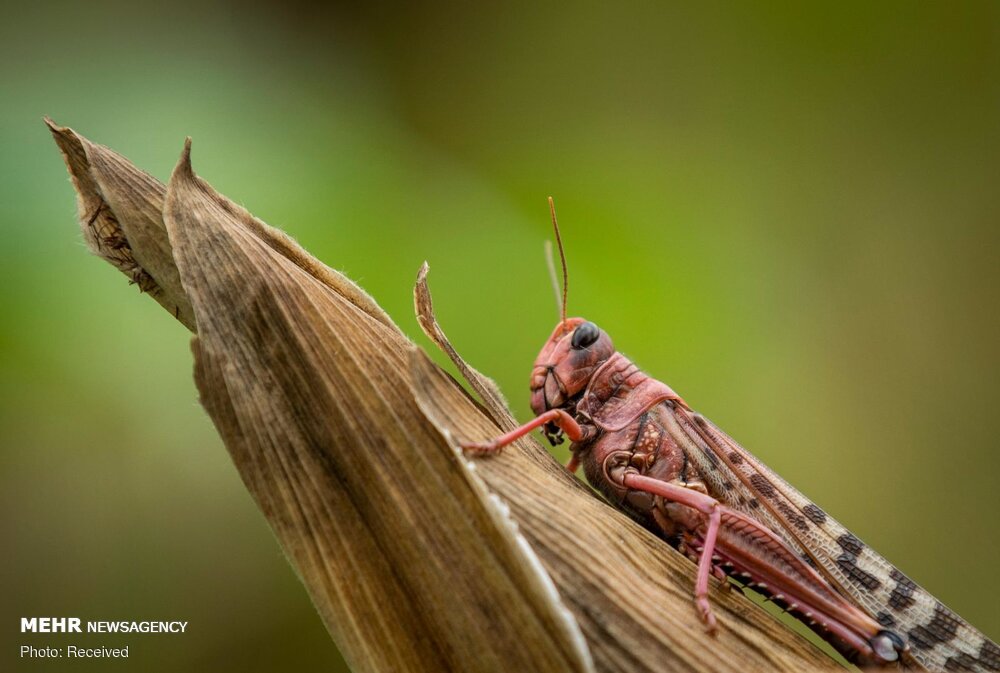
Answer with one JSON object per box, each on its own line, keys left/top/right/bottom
{"left": 414, "top": 262, "right": 515, "bottom": 429}
{"left": 50, "top": 120, "right": 842, "bottom": 673}
{"left": 46, "top": 117, "right": 194, "bottom": 329}
{"left": 164, "top": 140, "right": 595, "bottom": 673}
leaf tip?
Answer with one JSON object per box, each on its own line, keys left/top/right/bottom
{"left": 414, "top": 262, "right": 433, "bottom": 319}
{"left": 172, "top": 137, "right": 195, "bottom": 182}
{"left": 43, "top": 117, "right": 74, "bottom": 145}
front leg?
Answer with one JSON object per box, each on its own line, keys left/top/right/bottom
{"left": 461, "top": 409, "right": 593, "bottom": 456}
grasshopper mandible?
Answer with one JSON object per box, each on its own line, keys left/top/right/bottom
{"left": 462, "top": 199, "right": 999, "bottom": 671}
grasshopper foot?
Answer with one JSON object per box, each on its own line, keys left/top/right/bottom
{"left": 696, "top": 596, "right": 718, "bottom": 634}
{"left": 458, "top": 441, "right": 502, "bottom": 457}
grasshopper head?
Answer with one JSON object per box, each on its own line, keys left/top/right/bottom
{"left": 530, "top": 318, "right": 615, "bottom": 421}
{"left": 531, "top": 199, "right": 615, "bottom": 439}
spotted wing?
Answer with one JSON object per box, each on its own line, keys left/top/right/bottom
{"left": 661, "top": 402, "right": 998, "bottom": 672}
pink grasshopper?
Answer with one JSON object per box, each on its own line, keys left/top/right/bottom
{"left": 462, "top": 200, "right": 1000, "bottom": 671}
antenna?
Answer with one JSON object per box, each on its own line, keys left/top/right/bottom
{"left": 543, "top": 241, "right": 562, "bottom": 319}
{"left": 548, "top": 196, "right": 568, "bottom": 327}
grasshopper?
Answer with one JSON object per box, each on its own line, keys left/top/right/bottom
{"left": 463, "top": 199, "right": 998, "bottom": 670}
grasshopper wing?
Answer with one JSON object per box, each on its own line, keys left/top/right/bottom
{"left": 668, "top": 404, "right": 998, "bottom": 672}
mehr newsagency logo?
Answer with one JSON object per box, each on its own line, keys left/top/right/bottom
{"left": 22, "top": 617, "right": 188, "bottom": 634}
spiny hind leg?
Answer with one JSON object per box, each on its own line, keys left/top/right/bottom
{"left": 622, "top": 472, "right": 723, "bottom": 632}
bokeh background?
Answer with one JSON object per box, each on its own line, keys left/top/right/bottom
{"left": 2, "top": 1, "right": 998, "bottom": 671}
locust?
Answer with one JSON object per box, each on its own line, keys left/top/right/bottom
{"left": 462, "top": 199, "right": 999, "bottom": 671}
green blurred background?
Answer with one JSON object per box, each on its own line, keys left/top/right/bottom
{"left": 2, "top": 1, "right": 997, "bottom": 670}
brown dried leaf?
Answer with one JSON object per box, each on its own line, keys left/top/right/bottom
{"left": 49, "top": 120, "right": 841, "bottom": 673}
{"left": 46, "top": 117, "right": 195, "bottom": 329}
{"left": 162, "top": 140, "right": 591, "bottom": 673}
{"left": 45, "top": 120, "right": 398, "bottom": 336}
{"left": 414, "top": 262, "right": 515, "bottom": 430}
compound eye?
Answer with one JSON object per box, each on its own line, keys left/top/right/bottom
{"left": 571, "top": 321, "right": 600, "bottom": 349}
